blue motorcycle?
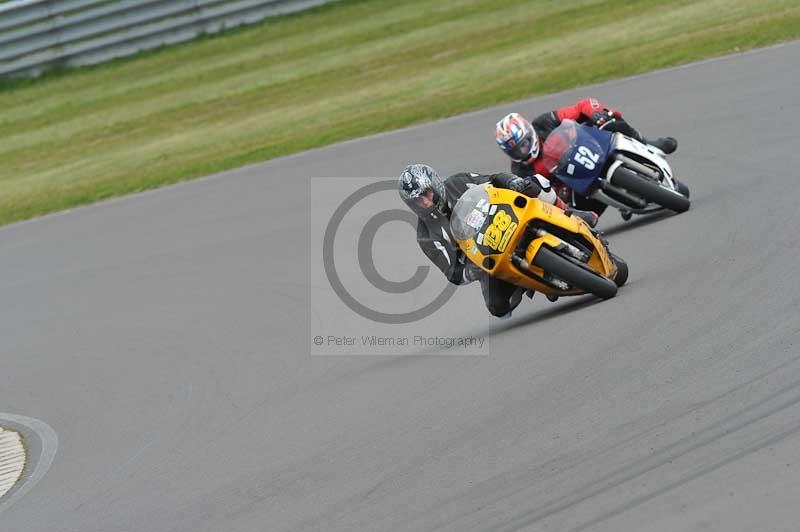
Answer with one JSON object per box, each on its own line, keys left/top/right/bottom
{"left": 540, "top": 120, "right": 690, "bottom": 219}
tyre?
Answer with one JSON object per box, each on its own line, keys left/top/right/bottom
{"left": 675, "top": 179, "right": 690, "bottom": 199}
{"left": 610, "top": 253, "right": 628, "bottom": 287}
{"left": 533, "top": 247, "right": 618, "bottom": 300}
{"left": 612, "top": 166, "right": 690, "bottom": 213}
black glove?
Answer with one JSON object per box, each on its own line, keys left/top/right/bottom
{"left": 492, "top": 173, "right": 541, "bottom": 197}
{"left": 508, "top": 176, "right": 532, "bottom": 193}
{"left": 590, "top": 108, "right": 622, "bottom": 127}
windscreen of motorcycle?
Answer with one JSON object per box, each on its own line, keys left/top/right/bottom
{"left": 540, "top": 120, "right": 580, "bottom": 175}
{"left": 450, "top": 185, "right": 491, "bottom": 243}
{"left": 542, "top": 120, "right": 611, "bottom": 196}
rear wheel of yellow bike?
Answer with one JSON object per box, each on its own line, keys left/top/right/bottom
{"left": 533, "top": 247, "right": 618, "bottom": 299}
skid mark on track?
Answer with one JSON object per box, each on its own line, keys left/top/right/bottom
{"left": 487, "top": 366, "right": 800, "bottom": 532}
{"left": 566, "top": 421, "right": 800, "bottom": 532}
{"left": 384, "top": 354, "right": 800, "bottom": 532}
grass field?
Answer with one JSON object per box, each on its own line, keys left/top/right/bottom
{"left": 0, "top": 0, "right": 798, "bottom": 225}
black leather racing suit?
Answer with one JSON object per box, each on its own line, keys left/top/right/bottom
{"left": 416, "top": 171, "right": 557, "bottom": 317}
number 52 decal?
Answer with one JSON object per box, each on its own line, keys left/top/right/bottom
{"left": 574, "top": 145, "right": 600, "bottom": 170}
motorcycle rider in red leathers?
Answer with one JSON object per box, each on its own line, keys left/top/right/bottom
{"left": 495, "top": 98, "right": 678, "bottom": 214}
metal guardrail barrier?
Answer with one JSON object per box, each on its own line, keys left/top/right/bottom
{"left": 0, "top": 0, "right": 331, "bottom": 77}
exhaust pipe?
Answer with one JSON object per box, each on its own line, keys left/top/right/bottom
{"left": 600, "top": 180, "right": 648, "bottom": 209}
{"left": 614, "top": 154, "right": 661, "bottom": 181}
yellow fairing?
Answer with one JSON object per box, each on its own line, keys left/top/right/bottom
{"left": 454, "top": 185, "right": 617, "bottom": 296}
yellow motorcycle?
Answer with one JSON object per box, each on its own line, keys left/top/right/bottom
{"left": 450, "top": 184, "right": 627, "bottom": 300}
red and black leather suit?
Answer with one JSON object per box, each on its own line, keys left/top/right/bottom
{"left": 511, "top": 98, "right": 650, "bottom": 213}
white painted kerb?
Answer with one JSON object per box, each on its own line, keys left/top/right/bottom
{"left": 0, "top": 427, "right": 25, "bottom": 499}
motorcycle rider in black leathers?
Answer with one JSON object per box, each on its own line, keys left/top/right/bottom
{"left": 398, "top": 163, "right": 598, "bottom": 318}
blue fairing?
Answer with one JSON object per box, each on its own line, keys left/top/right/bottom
{"left": 553, "top": 125, "right": 613, "bottom": 196}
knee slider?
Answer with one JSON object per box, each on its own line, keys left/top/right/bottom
{"left": 486, "top": 302, "right": 511, "bottom": 317}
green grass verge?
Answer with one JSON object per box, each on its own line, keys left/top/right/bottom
{"left": 1, "top": 0, "right": 799, "bottom": 225}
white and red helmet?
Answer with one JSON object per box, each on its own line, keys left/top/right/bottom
{"left": 495, "top": 112, "right": 540, "bottom": 162}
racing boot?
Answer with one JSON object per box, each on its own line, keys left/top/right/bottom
{"left": 564, "top": 207, "right": 599, "bottom": 228}
{"left": 555, "top": 197, "right": 598, "bottom": 228}
{"left": 644, "top": 136, "right": 678, "bottom": 154}
{"left": 565, "top": 204, "right": 608, "bottom": 245}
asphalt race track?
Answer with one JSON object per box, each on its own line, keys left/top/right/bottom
{"left": 2, "top": 41, "right": 800, "bottom": 532}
